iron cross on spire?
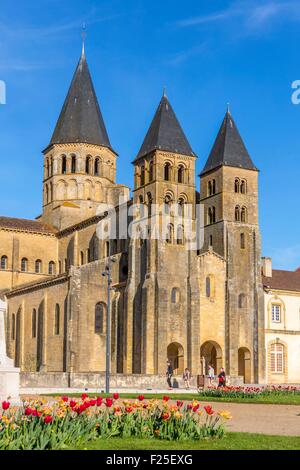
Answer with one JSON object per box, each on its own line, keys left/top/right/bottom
{"left": 81, "top": 23, "right": 87, "bottom": 56}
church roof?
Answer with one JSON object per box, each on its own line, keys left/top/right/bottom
{"left": 135, "top": 94, "right": 195, "bottom": 161}
{"left": 263, "top": 269, "right": 300, "bottom": 292}
{"left": 48, "top": 50, "right": 113, "bottom": 151}
{"left": 0, "top": 216, "right": 56, "bottom": 234}
{"left": 200, "top": 110, "right": 257, "bottom": 176}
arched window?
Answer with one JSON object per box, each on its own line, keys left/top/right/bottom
{"left": 46, "top": 159, "right": 50, "bottom": 178}
{"left": 270, "top": 343, "right": 284, "bottom": 373}
{"left": 50, "top": 157, "right": 54, "bottom": 176}
{"left": 178, "top": 165, "right": 184, "bottom": 184}
{"left": 94, "top": 158, "right": 100, "bottom": 176}
{"left": 87, "top": 248, "right": 91, "bottom": 263}
{"left": 171, "top": 287, "right": 180, "bottom": 303}
{"left": 240, "top": 233, "right": 245, "bottom": 249}
{"left": 32, "top": 309, "right": 37, "bottom": 338}
{"left": 71, "top": 155, "right": 76, "bottom": 174}
{"left": 238, "top": 293, "right": 247, "bottom": 308}
{"left": 80, "top": 251, "right": 84, "bottom": 265}
{"left": 177, "top": 225, "right": 184, "bottom": 245}
{"left": 0, "top": 255, "right": 8, "bottom": 270}
{"left": 234, "top": 178, "right": 240, "bottom": 193}
{"left": 166, "top": 224, "right": 174, "bottom": 244}
{"left": 208, "top": 179, "right": 216, "bottom": 196}
{"left": 45, "top": 185, "right": 49, "bottom": 204}
{"left": 85, "top": 156, "right": 91, "bottom": 174}
{"left": 164, "top": 162, "right": 171, "bottom": 181}
{"left": 164, "top": 194, "right": 172, "bottom": 215}
{"left": 105, "top": 241, "right": 110, "bottom": 258}
{"left": 206, "top": 276, "right": 211, "bottom": 298}
{"left": 21, "top": 258, "right": 28, "bottom": 272}
{"left": 208, "top": 207, "right": 216, "bottom": 225}
{"left": 35, "top": 259, "right": 42, "bottom": 274}
{"left": 59, "top": 261, "right": 62, "bottom": 274}
{"left": 241, "top": 207, "right": 247, "bottom": 223}
{"left": 240, "top": 180, "right": 247, "bottom": 194}
{"left": 95, "top": 303, "right": 106, "bottom": 334}
{"left": 61, "top": 155, "right": 67, "bottom": 174}
{"left": 209, "top": 235, "right": 213, "bottom": 248}
{"left": 140, "top": 165, "right": 145, "bottom": 186}
{"left": 208, "top": 181, "right": 212, "bottom": 196}
{"left": 11, "top": 314, "right": 15, "bottom": 340}
{"left": 147, "top": 192, "right": 153, "bottom": 217}
{"left": 54, "top": 304, "right": 60, "bottom": 335}
{"left": 212, "top": 179, "right": 216, "bottom": 195}
{"left": 48, "top": 261, "right": 55, "bottom": 275}
{"left": 235, "top": 206, "right": 240, "bottom": 222}
{"left": 206, "top": 275, "right": 215, "bottom": 299}
{"left": 149, "top": 161, "right": 154, "bottom": 181}
{"left": 50, "top": 182, "right": 53, "bottom": 202}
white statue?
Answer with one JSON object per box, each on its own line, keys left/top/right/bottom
{"left": 0, "top": 299, "right": 20, "bottom": 401}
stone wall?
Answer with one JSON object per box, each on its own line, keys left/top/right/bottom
{"left": 20, "top": 372, "right": 244, "bottom": 389}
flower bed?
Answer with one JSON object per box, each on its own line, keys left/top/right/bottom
{"left": 199, "top": 385, "right": 300, "bottom": 399}
{"left": 0, "top": 395, "right": 231, "bottom": 450}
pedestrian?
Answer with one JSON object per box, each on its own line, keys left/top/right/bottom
{"left": 208, "top": 364, "right": 215, "bottom": 385}
{"left": 218, "top": 367, "right": 226, "bottom": 387}
{"left": 183, "top": 368, "right": 191, "bottom": 389}
{"left": 166, "top": 360, "right": 173, "bottom": 390}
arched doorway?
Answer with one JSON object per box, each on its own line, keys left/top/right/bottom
{"left": 200, "top": 341, "right": 223, "bottom": 375}
{"left": 167, "top": 342, "right": 184, "bottom": 375}
{"left": 238, "top": 347, "right": 251, "bottom": 383}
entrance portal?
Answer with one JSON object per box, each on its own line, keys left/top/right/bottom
{"left": 167, "top": 342, "right": 184, "bottom": 375}
{"left": 200, "top": 341, "right": 223, "bottom": 375}
{"left": 238, "top": 347, "right": 251, "bottom": 383}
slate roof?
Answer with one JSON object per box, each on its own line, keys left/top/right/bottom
{"left": 49, "top": 50, "right": 113, "bottom": 151}
{"left": 135, "top": 94, "right": 195, "bottom": 161}
{"left": 201, "top": 111, "right": 257, "bottom": 176}
{"left": 263, "top": 269, "right": 300, "bottom": 292}
{"left": 0, "top": 217, "right": 56, "bottom": 234}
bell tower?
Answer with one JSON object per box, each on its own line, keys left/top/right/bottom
{"left": 40, "top": 47, "right": 121, "bottom": 231}
{"left": 200, "top": 109, "right": 265, "bottom": 383}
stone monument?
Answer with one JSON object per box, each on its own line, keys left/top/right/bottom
{"left": 0, "top": 299, "right": 20, "bottom": 401}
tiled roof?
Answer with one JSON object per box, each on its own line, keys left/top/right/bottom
{"left": 135, "top": 94, "right": 195, "bottom": 160}
{"left": 201, "top": 110, "right": 257, "bottom": 176}
{"left": 263, "top": 269, "right": 300, "bottom": 292}
{"left": 0, "top": 216, "right": 57, "bottom": 234}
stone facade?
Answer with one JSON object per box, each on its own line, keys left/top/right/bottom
{"left": 1, "top": 48, "right": 298, "bottom": 388}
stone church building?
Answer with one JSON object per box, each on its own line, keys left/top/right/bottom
{"left": 0, "top": 48, "right": 299, "bottom": 386}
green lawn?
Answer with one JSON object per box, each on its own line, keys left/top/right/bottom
{"left": 70, "top": 433, "right": 300, "bottom": 450}
{"left": 45, "top": 392, "right": 300, "bottom": 405}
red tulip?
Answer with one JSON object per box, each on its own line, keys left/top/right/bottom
{"left": 81, "top": 393, "right": 88, "bottom": 400}
{"left": 25, "top": 407, "right": 32, "bottom": 416}
{"left": 96, "top": 397, "right": 103, "bottom": 406}
{"left": 44, "top": 415, "right": 53, "bottom": 424}
{"left": 61, "top": 396, "right": 69, "bottom": 402}
{"left": 105, "top": 398, "right": 113, "bottom": 407}
{"left": 138, "top": 395, "right": 145, "bottom": 401}
{"left": 125, "top": 406, "right": 133, "bottom": 413}
{"left": 204, "top": 405, "right": 214, "bottom": 415}
{"left": 163, "top": 396, "right": 170, "bottom": 402}
{"left": 89, "top": 399, "right": 96, "bottom": 406}
{"left": 70, "top": 400, "right": 76, "bottom": 408}
{"left": 176, "top": 400, "right": 183, "bottom": 407}
{"left": 2, "top": 401, "right": 10, "bottom": 410}
{"left": 162, "top": 412, "right": 170, "bottom": 420}
{"left": 113, "top": 393, "right": 120, "bottom": 400}
{"left": 193, "top": 404, "right": 200, "bottom": 412}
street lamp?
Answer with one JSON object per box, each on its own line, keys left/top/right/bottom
{"left": 102, "top": 252, "right": 117, "bottom": 394}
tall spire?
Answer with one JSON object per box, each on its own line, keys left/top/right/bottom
{"left": 200, "top": 110, "right": 257, "bottom": 176}
{"left": 48, "top": 46, "right": 113, "bottom": 151}
{"left": 135, "top": 94, "right": 195, "bottom": 160}
{"left": 81, "top": 23, "right": 86, "bottom": 56}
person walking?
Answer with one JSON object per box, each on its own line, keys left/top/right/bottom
{"left": 208, "top": 364, "right": 215, "bottom": 385}
{"left": 183, "top": 368, "right": 191, "bottom": 389}
{"left": 218, "top": 367, "right": 226, "bottom": 388}
{"left": 166, "top": 360, "right": 173, "bottom": 390}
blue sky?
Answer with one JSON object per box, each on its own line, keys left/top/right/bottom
{"left": 0, "top": 0, "right": 300, "bottom": 270}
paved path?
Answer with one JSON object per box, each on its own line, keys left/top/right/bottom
{"left": 20, "top": 387, "right": 300, "bottom": 436}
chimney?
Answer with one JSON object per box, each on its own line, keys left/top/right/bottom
{"left": 262, "top": 257, "right": 272, "bottom": 277}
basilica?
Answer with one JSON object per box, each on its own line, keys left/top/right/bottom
{"left": 0, "top": 47, "right": 299, "bottom": 387}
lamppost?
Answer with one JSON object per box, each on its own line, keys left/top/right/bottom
{"left": 102, "top": 253, "right": 117, "bottom": 394}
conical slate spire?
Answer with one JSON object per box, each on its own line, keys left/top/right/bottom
{"left": 135, "top": 94, "right": 195, "bottom": 160}
{"left": 49, "top": 50, "right": 113, "bottom": 150}
{"left": 201, "top": 110, "right": 257, "bottom": 175}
